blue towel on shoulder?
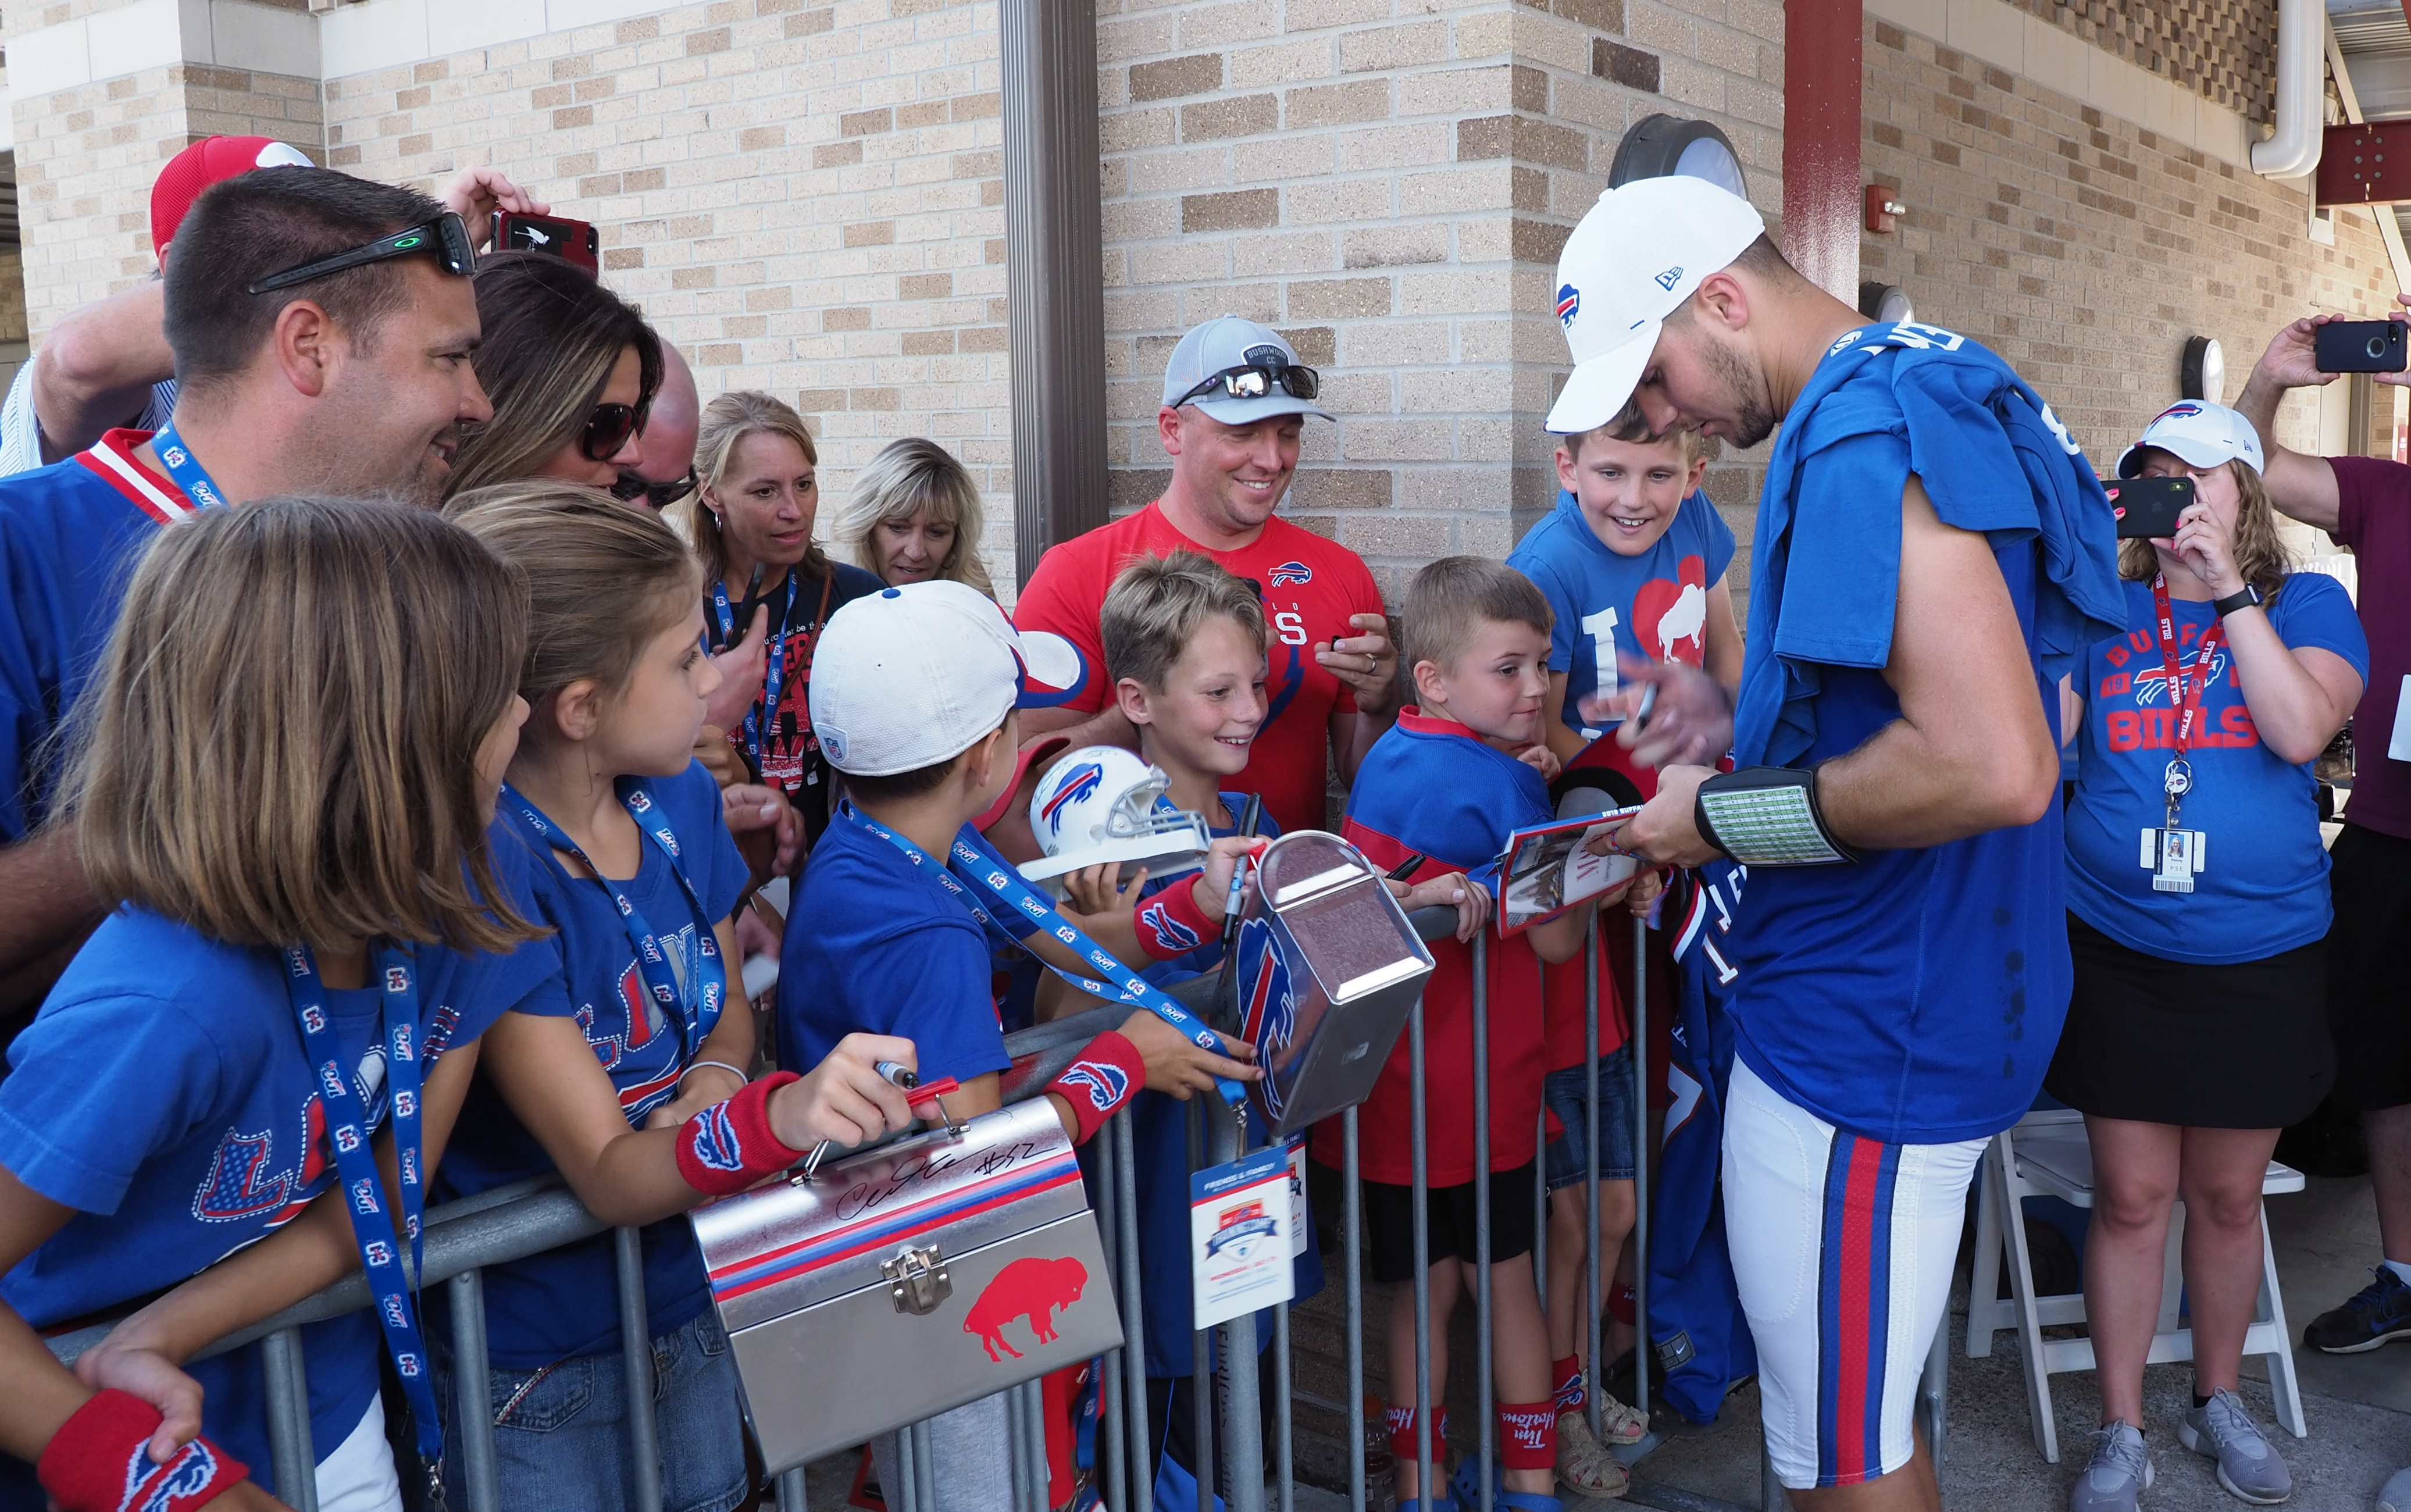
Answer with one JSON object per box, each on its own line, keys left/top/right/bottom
{"left": 1733, "top": 322, "right": 2125, "bottom": 767}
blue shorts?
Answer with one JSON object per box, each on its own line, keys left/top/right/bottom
{"left": 1543, "top": 1046, "right": 1639, "bottom": 1190}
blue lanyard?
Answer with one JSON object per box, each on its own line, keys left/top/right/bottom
{"left": 149, "top": 420, "right": 230, "bottom": 510}
{"left": 283, "top": 942, "right": 444, "bottom": 1486}
{"left": 708, "top": 570, "right": 799, "bottom": 759}
{"left": 842, "top": 805, "right": 1244, "bottom": 1106}
{"left": 502, "top": 780, "right": 727, "bottom": 1118}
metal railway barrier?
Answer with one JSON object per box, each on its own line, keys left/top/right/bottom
{"left": 45, "top": 905, "right": 1946, "bottom": 1512}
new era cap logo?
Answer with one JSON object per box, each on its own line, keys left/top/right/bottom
{"left": 1555, "top": 283, "right": 1580, "bottom": 327}
{"left": 1654, "top": 266, "right": 1684, "bottom": 291}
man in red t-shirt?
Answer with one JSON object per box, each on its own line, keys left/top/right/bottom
{"left": 1014, "top": 316, "right": 1399, "bottom": 833}
{"left": 2239, "top": 310, "right": 2411, "bottom": 1396}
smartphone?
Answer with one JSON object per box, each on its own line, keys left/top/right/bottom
{"left": 2314, "top": 318, "right": 2409, "bottom": 373}
{"left": 491, "top": 211, "right": 600, "bottom": 274}
{"left": 2105, "top": 475, "right": 2194, "bottom": 539}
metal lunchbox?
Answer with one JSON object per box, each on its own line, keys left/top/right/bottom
{"left": 689, "top": 1096, "right": 1122, "bottom": 1474}
{"left": 1229, "top": 830, "right": 1436, "bottom": 1137}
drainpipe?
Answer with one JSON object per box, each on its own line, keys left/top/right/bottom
{"left": 1782, "top": 0, "right": 1864, "bottom": 301}
{"left": 2253, "top": 0, "right": 2326, "bottom": 178}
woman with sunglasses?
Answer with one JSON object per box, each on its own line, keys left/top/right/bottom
{"left": 444, "top": 251, "right": 662, "bottom": 498}
{"left": 667, "top": 391, "right": 883, "bottom": 847}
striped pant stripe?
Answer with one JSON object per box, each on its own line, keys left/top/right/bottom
{"left": 1815, "top": 1131, "right": 1901, "bottom": 1486}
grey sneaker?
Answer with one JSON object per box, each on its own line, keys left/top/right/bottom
{"left": 2070, "top": 1421, "right": 2152, "bottom": 1512}
{"left": 2378, "top": 1464, "right": 2411, "bottom": 1512}
{"left": 2179, "top": 1389, "right": 2291, "bottom": 1504}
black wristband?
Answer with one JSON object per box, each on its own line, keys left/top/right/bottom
{"left": 2212, "top": 584, "right": 2264, "bottom": 618}
{"left": 1693, "top": 764, "right": 1858, "bottom": 866}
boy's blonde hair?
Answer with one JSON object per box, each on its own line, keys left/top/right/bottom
{"left": 1101, "top": 551, "right": 1269, "bottom": 692}
{"left": 447, "top": 482, "right": 704, "bottom": 704}
{"left": 832, "top": 437, "right": 997, "bottom": 597}
{"left": 1401, "top": 556, "right": 1553, "bottom": 674}
{"left": 59, "top": 497, "right": 540, "bottom": 954}
{"left": 1562, "top": 395, "right": 1705, "bottom": 467}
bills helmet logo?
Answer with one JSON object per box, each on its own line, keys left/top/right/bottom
{"left": 1040, "top": 763, "right": 1104, "bottom": 835}
{"left": 1137, "top": 900, "right": 1202, "bottom": 955}
{"left": 692, "top": 1105, "right": 746, "bottom": 1171}
{"left": 1654, "top": 265, "right": 1684, "bottom": 291}
{"left": 1056, "top": 1059, "right": 1131, "bottom": 1112}
{"left": 2155, "top": 401, "right": 2204, "bottom": 423}
{"left": 1555, "top": 283, "right": 1580, "bottom": 327}
{"left": 1236, "top": 917, "right": 1299, "bottom": 1118}
{"left": 365, "top": 1239, "right": 394, "bottom": 1267}
{"left": 1268, "top": 561, "right": 1313, "bottom": 586}
{"left": 123, "top": 1438, "right": 219, "bottom": 1512}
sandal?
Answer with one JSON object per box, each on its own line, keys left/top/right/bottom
{"left": 1593, "top": 1389, "right": 1649, "bottom": 1446}
{"left": 1451, "top": 1453, "right": 1571, "bottom": 1512}
{"left": 1553, "top": 1411, "right": 1633, "bottom": 1499}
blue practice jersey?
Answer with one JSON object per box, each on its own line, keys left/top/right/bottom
{"left": 1725, "top": 323, "right": 2123, "bottom": 1146}
{"left": 0, "top": 882, "right": 551, "bottom": 1498}
{"left": 434, "top": 762, "right": 752, "bottom": 1368}
{"left": 1509, "top": 487, "right": 1736, "bottom": 741}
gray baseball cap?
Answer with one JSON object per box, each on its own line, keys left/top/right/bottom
{"left": 1160, "top": 315, "right": 1336, "bottom": 425}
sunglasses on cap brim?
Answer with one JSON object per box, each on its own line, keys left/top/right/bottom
{"left": 248, "top": 212, "right": 478, "bottom": 296}
{"left": 1174, "top": 361, "right": 1320, "bottom": 408}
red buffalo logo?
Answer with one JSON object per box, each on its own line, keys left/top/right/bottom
{"left": 964, "top": 1256, "right": 1087, "bottom": 1362}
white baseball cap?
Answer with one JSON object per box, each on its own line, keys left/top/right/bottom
{"left": 1545, "top": 177, "right": 1767, "bottom": 434}
{"left": 1161, "top": 315, "right": 1336, "bottom": 425}
{"left": 808, "top": 581, "right": 1089, "bottom": 776}
{"left": 2114, "top": 400, "right": 2266, "bottom": 478}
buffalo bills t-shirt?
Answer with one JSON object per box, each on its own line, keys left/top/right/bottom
{"left": 2066, "top": 573, "right": 2366, "bottom": 965}
{"left": 434, "top": 762, "right": 751, "bottom": 1368}
{"left": 1014, "top": 503, "right": 1388, "bottom": 835}
{"left": 0, "top": 894, "right": 550, "bottom": 1499}
{"left": 777, "top": 812, "right": 1018, "bottom": 1086}
{"left": 728, "top": 559, "right": 885, "bottom": 844}
{"left": 2330, "top": 457, "right": 2411, "bottom": 840}
{"left": 1509, "top": 487, "right": 1735, "bottom": 743}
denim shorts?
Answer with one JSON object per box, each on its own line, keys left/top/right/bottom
{"left": 1542, "top": 1045, "right": 1639, "bottom": 1190}
{"left": 438, "top": 1309, "right": 749, "bottom": 1512}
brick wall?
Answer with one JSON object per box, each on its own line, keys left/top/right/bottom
{"left": 2007, "top": 0, "right": 2273, "bottom": 120}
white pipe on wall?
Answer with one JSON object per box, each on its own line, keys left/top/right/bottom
{"left": 2254, "top": 0, "right": 2326, "bottom": 177}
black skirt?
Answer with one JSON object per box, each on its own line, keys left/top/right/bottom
{"left": 2045, "top": 914, "right": 2333, "bottom": 1128}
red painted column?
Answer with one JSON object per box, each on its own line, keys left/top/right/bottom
{"left": 1784, "top": 0, "right": 1865, "bottom": 300}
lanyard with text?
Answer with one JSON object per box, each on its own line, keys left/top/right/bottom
{"left": 2148, "top": 572, "right": 2226, "bottom": 829}
{"left": 148, "top": 420, "right": 231, "bottom": 511}
{"left": 842, "top": 804, "right": 1246, "bottom": 1107}
{"left": 709, "top": 570, "right": 800, "bottom": 760}
{"left": 503, "top": 781, "right": 726, "bottom": 1099}
{"left": 284, "top": 942, "right": 447, "bottom": 1503}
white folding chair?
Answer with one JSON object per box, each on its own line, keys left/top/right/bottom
{"left": 1966, "top": 1108, "right": 2306, "bottom": 1461}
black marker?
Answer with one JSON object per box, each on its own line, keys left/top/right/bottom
{"left": 1385, "top": 853, "right": 1427, "bottom": 882}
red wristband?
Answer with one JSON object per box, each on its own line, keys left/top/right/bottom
{"left": 39, "top": 1389, "right": 248, "bottom": 1512}
{"left": 1044, "top": 1030, "right": 1146, "bottom": 1144}
{"left": 1133, "top": 883, "right": 1218, "bottom": 961}
{"left": 677, "top": 1069, "right": 805, "bottom": 1194}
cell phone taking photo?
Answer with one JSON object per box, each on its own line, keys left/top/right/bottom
{"left": 2314, "top": 318, "right": 2408, "bottom": 374}
{"left": 491, "top": 211, "right": 600, "bottom": 274}
{"left": 2105, "top": 475, "right": 2195, "bottom": 540}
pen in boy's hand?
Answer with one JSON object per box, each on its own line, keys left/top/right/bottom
{"left": 1632, "top": 682, "right": 1658, "bottom": 732}
{"left": 1385, "top": 853, "right": 1427, "bottom": 882}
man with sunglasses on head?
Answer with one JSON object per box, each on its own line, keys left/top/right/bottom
{"left": 0, "top": 166, "right": 494, "bottom": 1040}
{"left": 1014, "top": 316, "right": 1399, "bottom": 835}
{"left": 616, "top": 340, "right": 702, "bottom": 512}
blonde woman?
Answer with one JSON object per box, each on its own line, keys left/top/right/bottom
{"left": 832, "top": 437, "right": 998, "bottom": 595}
{"left": 667, "top": 392, "right": 882, "bottom": 842}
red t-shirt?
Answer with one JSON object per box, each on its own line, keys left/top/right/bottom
{"left": 2333, "top": 456, "right": 2411, "bottom": 840}
{"left": 1012, "top": 502, "right": 1386, "bottom": 836}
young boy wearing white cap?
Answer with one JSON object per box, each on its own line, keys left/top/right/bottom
{"left": 1556, "top": 176, "right": 2124, "bottom": 1509}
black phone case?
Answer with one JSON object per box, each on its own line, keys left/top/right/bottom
{"left": 2105, "top": 476, "right": 2193, "bottom": 539}
{"left": 2315, "top": 319, "right": 2409, "bottom": 373}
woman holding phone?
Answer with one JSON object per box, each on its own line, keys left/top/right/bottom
{"left": 2052, "top": 400, "right": 2365, "bottom": 1512}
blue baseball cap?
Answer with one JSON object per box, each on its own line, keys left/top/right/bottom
{"left": 1160, "top": 316, "right": 1336, "bottom": 425}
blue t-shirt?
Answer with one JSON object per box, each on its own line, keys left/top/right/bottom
{"left": 1508, "top": 488, "right": 1736, "bottom": 739}
{"left": 434, "top": 762, "right": 751, "bottom": 1368}
{"left": 0, "top": 893, "right": 550, "bottom": 1498}
{"left": 777, "top": 813, "right": 1018, "bottom": 1086}
{"left": 1725, "top": 323, "right": 2123, "bottom": 1147}
{"left": 2066, "top": 573, "right": 2367, "bottom": 965}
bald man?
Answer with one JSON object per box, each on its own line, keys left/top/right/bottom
{"left": 617, "top": 341, "right": 700, "bottom": 509}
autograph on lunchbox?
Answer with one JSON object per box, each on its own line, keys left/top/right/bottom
{"left": 829, "top": 1139, "right": 1051, "bottom": 1222}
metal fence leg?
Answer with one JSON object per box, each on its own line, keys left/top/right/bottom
{"left": 1409, "top": 992, "right": 1433, "bottom": 1512}
{"left": 1761, "top": 1438, "right": 1787, "bottom": 1512}
{"left": 1585, "top": 914, "right": 1603, "bottom": 1443}
{"left": 1631, "top": 915, "right": 1650, "bottom": 1422}
{"left": 261, "top": 1326, "right": 318, "bottom": 1512}
{"left": 893, "top": 1425, "right": 920, "bottom": 1512}
{"left": 1532, "top": 1110, "right": 1547, "bottom": 1316}
{"left": 1113, "top": 1109, "right": 1151, "bottom": 1512}
{"left": 1472, "top": 933, "right": 1493, "bottom": 1512}
{"left": 1189, "top": 1098, "right": 1214, "bottom": 1512}
{"left": 1209, "top": 1105, "right": 1265, "bottom": 1512}
{"left": 1096, "top": 1125, "right": 1130, "bottom": 1512}
{"left": 775, "top": 1467, "right": 808, "bottom": 1512}
{"left": 615, "top": 1226, "right": 664, "bottom": 1512}
{"left": 1920, "top": 1313, "right": 1949, "bottom": 1478}
{"left": 1010, "top": 1381, "right": 1037, "bottom": 1512}
{"left": 912, "top": 1413, "right": 939, "bottom": 1512}
{"left": 1343, "top": 1106, "right": 1367, "bottom": 1512}
{"left": 1274, "top": 1287, "right": 1293, "bottom": 1512}
{"left": 446, "top": 1267, "right": 501, "bottom": 1512}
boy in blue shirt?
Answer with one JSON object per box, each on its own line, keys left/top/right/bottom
{"left": 779, "top": 580, "right": 1261, "bottom": 1512}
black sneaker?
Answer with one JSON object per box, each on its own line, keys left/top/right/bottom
{"left": 2305, "top": 1265, "right": 2411, "bottom": 1353}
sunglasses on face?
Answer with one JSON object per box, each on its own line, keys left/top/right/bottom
{"left": 1173, "top": 361, "right": 1320, "bottom": 408}
{"left": 580, "top": 401, "right": 651, "bottom": 462}
{"left": 612, "top": 466, "right": 698, "bottom": 509}
{"left": 248, "top": 212, "right": 478, "bottom": 295}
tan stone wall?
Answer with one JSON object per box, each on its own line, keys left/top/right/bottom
{"left": 320, "top": 0, "right": 1022, "bottom": 587}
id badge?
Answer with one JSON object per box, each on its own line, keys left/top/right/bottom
{"left": 1284, "top": 1137, "right": 1309, "bottom": 1258}
{"left": 2390, "top": 675, "right": 2411, "bottom": 763}
{"left": 1191, "top": 1146, "right": 1294, "bottom": 1331}
{"left": 2141, "top": 827, "right": 2206, "bottom": 893}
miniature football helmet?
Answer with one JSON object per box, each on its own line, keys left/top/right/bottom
{"left": 1020, "top": 745, "right": 1212, "bottom": 890}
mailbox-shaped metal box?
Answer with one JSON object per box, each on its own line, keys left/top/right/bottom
{"left": 690, "top": 1097, "right": 1122, "bottom": 1474}
{"left": 1232, "top": 829, "right": 1436, "bottom": 1138}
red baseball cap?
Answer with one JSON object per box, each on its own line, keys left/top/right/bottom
{"left": 151, "top": 136, "right": 315, "bottom": 258}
